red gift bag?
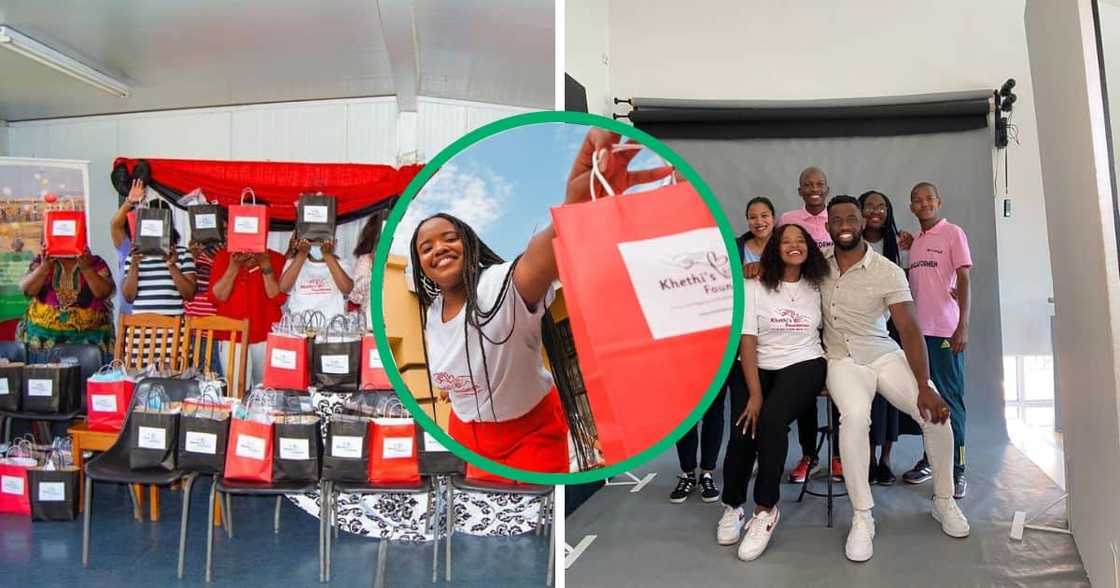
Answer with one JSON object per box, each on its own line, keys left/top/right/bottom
{"left": 43, "top": 209, "right": 87, "bottom": 257}
{"left": 223, "top": 417, "right": 274, "bottom": 483}
{"left": 551, "top": 179, "right": 733, "bottom": 464}
{"left": 86, "top": 378, "right": 136, "bottom": 432}
{"left": 263, "top": 333, "right": 310, "bottom": 391}
{"left": 360, "top": 335, "right": 391, "bottom": 390}
{"left": 227, "top": 187, "right": 269, "bottom": 253}
{"left": 0, "top": 457, "right": 36, "bottom": 516}
{"left": 368, "top": 418, "right": 420, "bottom": 485}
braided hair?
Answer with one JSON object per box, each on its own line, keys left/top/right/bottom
{"left": 858, "top": 190, "right": 901, "bottom": 266}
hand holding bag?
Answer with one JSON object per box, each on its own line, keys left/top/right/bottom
{"left": 135, "top": 204, "right": 173, "bottom": 256}
{"left": 296, "top": 193, "right": 337, "bottom": 243}
{"left": 43, "top": 199, "right": 87, "bottom": 258}
{"left": 188, "top": 200, "right": 226, "bottom": 246}
{"left": 227, "top": 187, "right": 269, "bottom": 253}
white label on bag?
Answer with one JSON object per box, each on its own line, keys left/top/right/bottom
{"left": 331, "top": 435, "right": 363, "bottom": 459}
{"left": 271, "top": 348, "right": 297, "bottom": 370}
{"left": 367, "top": 348, "right": 383, "bottom": 369}
{"left": 303, "top": 205, "right": 329, "bottom": 223}
{"left": 2, "top": 475, "right": 24, "bottom": 495}
{"left": 185, "top": 432, "right": 218, "bottom": 455}
{"left": 52, "top": 219, "right": 77, "bottom": 236}
{"left": 382, "top": 437, "right": 412, "bottom": 459}
{"left": 233, "top": 216, "right": 259, "bottom": 234}
{"left": 38, "top": 482, "right": 65, "bottom": 502}
{"left": 321, "top": 354, "right": 349, "bottom": 374}
{"left": 138, "top": 426, "right": 167, "bottom": 450}
{"left": 139, "top": 219, "right": 164, "bottom": 237}
{"left": 0, "top": 378, "right": 7, "bottom": 395}
{"left": 27, "top": 379, "right": 53, "bottom": 397}
{"left": 195, "top": 213, "right": 217, "bottom": 229}
{"left": 279, "top": 438, "right": 310, "bottom": 461}
{"left": 234, "top": 434, "right": 266, "bottom": 461}
{"left": 91, "top": 394, "right": 118, "bottom": 412}
{"left": 616, "top": 227, "right": 734, "bottom": 340}
{"left": 423, "top": 432, "right": 448, "bottom": 453}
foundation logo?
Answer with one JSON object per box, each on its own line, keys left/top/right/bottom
{"left": 432, "top": 372, "right": 483, "bottom": 397}
{"left": 770, "top": 308, "right": 812, "bottom": 332}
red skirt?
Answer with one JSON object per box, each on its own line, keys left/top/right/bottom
{"left": 449, "top": 389, "right": 570, "bottom": 483}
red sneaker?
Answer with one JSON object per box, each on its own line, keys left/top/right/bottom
{"left": 831, "top": 457, "right": 844, "bottom": 482}
{"left": 787, "top": 457, "right": 820, "bottom": 483}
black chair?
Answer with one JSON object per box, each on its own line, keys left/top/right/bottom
{"left": 81, "top": 377, "right": 201, "bottom": 579}
{"left": 444, "top": 476, "right": 555, "bottom": 586}
{"left": 796, "top": 390, "right": 848, "bottom": 528}
{"left": 322, "top": 477, "right": 438, "bottom": 586}
{"left": 0, "top": 343, "right": 102, "bottom": 442}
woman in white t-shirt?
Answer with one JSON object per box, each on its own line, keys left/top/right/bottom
{"left": 279, "top": 234, "right": 353, "bottom": 318}
{"left": 717, "top": 223, "right": 830, "bottom": 562}
{"left": 410, "top": 128, "right": 672, "bottom": 476}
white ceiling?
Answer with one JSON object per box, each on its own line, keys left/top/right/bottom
{"left": 0, "top": 0, "right": 554, "bottom": 121}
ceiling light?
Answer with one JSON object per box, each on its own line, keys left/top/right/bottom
{"left": 0, "top": 25, "right": 130, "bottom": 97}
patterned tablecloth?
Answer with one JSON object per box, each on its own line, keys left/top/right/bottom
{"left": 283, "top": 390, "right": 546, "bottom": 539}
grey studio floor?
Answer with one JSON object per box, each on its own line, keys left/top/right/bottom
{"left": 566, "top": 415, "right": 1088, "bottom": 587}
{"left": 0, "top": 481, "right": 550, "bottom": 587}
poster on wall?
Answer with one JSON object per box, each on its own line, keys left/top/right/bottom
{"left": 0, "top": 158, "right": 91, "bottom": 338}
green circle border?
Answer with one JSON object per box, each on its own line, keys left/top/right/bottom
{"left": 371, "top": 111, "right": 744, "bottom": 485}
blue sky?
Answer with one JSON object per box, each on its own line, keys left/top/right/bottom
{"left": 390, "top": 122, "right": 667, "bottom": 259}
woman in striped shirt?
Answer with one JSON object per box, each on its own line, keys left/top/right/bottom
{"left": 122, "top": 226, "right": 197, "bottom": 316}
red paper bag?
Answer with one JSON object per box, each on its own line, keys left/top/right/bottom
{"left": 368, "top": 418, "right": 420, "bottom": 485}
{"left": 127, "top": 210, "right": 138, "bottom": 241}
{"left": 43, "top": 210, "right": 87, "bottom": 257}
{"left": 227, "top": 188, "right": 268, "bottom": 253}
{"left": 86, "top": 379, "right": 136, "bottom": 432}
{"left": 550, "top": 181, "right": 733, "bottom": 464}
{"left": 263, "top": 333, "right": 310, "bottom": 391}
{"left": 0, "top": 458, "right": 36, "bottom": 516}
{"left": 223, "top": 418, "right": 273, "bottom": 483}
{"left": 360, "top": 335, "right": 391, "bottom": 390}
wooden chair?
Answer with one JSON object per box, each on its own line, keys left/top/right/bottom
{"left": 114, "top": 313, "right": 184, "bottom": 372}
{"left": 182, "top": 315, "right": 250, "bottom": 399}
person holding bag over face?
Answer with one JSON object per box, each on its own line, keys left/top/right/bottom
{"left": 279, "top": 233, "right": 353, "bottom": 318}
{"left": 209, "top": 248, "right": 287, "bottom": 388}
{"left": 122, "top": 200, "right": 197, "bottom": 317}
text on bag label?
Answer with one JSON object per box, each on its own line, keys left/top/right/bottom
{"left": 423, "top": 432, "right": 448, "bottom": 452}
{"left": 139, "top": 219, "right": 164, "bottom": 238}
{"left": 368, "top": 348, "right": 383, "bottom": 369}
{"left": 185, "top": 432, "right": 218, "bottom": 455}
{"left": 2, "top": 475, "right": 24, "bottom": 495}
{"left": 303, "top": 205, "right": 329, "bottom": 224}
{"left": 233, "top": 216, "right": 259, "bottom": 234}
{"left": 382, "top": 437, "right": 413, "bottom": 459}
{"left": 38, "top": 482, "right": 65, "bottom": 502}
{"left": 321, "top": 355, "right": 349, "bottom": 374}
{"left": 0, "top": 378, "right": 8, "bottom": 395}
{"left": 616, "top": 227, "right": 734, "bottom": 340}
{"left": 52, "top": 220, "right": 77, "bottom": 236}
{"left": 137, "top": 426, "right": 167, "bottom": 450}
{"left": 27, "top": 379, "right": 53, "bottom": 397}
{"left": 331, "top": 435, "right": 363, "bottom": 459}
{"left": 271, "top": 348, "right": 297, "bottom": 370}
{"left": 279, "top": 438, "right": 310, "bottom": 461}
{"left": 91, "top": 395, "right": 117, "bottom": 412}
{"left": 235, "top": 434, "right": 266, "bottom": 460}
{"left": 195, "top": 213, "right": 217, "bottom": 229}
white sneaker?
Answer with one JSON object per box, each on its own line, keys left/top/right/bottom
{"left": 931, "top": 496, "right": 970, "bottom": 538}
{"left": 717, "top": 505, "right": 747, "bottom": 545}
{"left": 737, "top": 507, "right": 779, "bottom": 561}
{"left": 845, "top": 510, "right": 876, "bottom": 562}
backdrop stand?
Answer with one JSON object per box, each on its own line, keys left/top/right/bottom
{"left": 604, "top": 471, "right": 656, "bottom": 493}
{"left": 1010, "top": 492, "right": 1071, "bottom": 540}
{"left": 564, "top": 534, "right": 597, "bottom": 569}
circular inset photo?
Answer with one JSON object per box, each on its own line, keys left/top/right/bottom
{"left": 371, "top": 112, "right": 743, "bottom": 484}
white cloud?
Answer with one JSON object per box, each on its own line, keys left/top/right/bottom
{"left": 390, "top": 163, "right": 513, "bottom": 256}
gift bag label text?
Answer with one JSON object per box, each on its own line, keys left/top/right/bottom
{"left": 321, "top": 355, "right": 349, "bottom": 374}
{"left": 139, "top": 219, "right": 164, "bottom": 237}
{"left": 38, "top": 482, "right": 65, "bottom": 502}
{"left": 424, "top": 432, "right": 448, "bottom": 452}
{"left": 279, "top": 438, "right": 310, "bottom": 461}
{"left": 52, "top": 220, "right": 77, "bottom": 236}
{"left": 27, "top": 379, "right": 53, "bottom": 397}
{"left": 383, "top": 437, "right": 413, "bottom": 459}
{"left": 233, "top": 217, "right": 259, "bottom": 234}
{"left": 271, "top": 349, "right": 297, "bottom": 370}
{"left": 303, "top": 205, "right": 329, "bottom": 224}
{"left": 195, "top": 213, "right": 217, "bottom": 229}
{"left": 235, "top": 434, "right": 267, "bottom": 460}
{"left": 0, "top": 379, "right": 8, "bottom": 395}
{"left": 91, "top": 395, "right": 117, "bottom": 412}
{"left": 185, "top": 432, "right": 218, "bottom": 455}
{"left": 331, "top": 435, "right": 362, "bottom": 459}
{"left": 368, "top": 349, "right": 383, "bottom": 369}
{"left": 138, "top": 426, "right": 168, "bottom": 450}
{"left": 1, "top": 475, "right": 23, "bottom": 495}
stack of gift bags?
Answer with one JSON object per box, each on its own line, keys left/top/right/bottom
{"left": 0, "top": 437, "right": 80, "bottom": 521}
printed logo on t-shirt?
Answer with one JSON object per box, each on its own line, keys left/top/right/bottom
{"left": 910, "top": 260, "right": 938, "bottom": 270}
{"left": 432, "top": 372, "right": 481, "bottom": 397}
{"left": 297, "top": 278, "right": 336, "bottom": 297}
{"left": 769, "top": 308, "right": 812, "bottom": 332}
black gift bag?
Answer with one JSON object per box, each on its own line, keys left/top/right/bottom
{"left": 177, "top": 410, "right": 230, "bottom": 474}
{"left": 296, "top": 194, "right": 337, "bottom": 242}
{"left": 312, "top": 316, "right": 361, "bottom": 392}
{"left": 135, "top": 207, "right": 173, "bottom": 256}
{"left": 321, "top": 417, "right": 369, "bottom": 483}
{"left": 416, "top": 426, "right": 465, "bottom": 476}
{"left": 22, "top": 365, "right": 80, "bottom": 414}
{"left": 188, "top": 204, "right": 227, "bottom": 245}
{"left": 129, "top": 408, "right": 180, "bottom": 471}
{"left": 0, "top": 363, "right": 24, "bottom": 412}
{"left": 29, "top": 467, "right": 80, "bottom": 521}
{"left": 272, "top": 416, "right": 322, "bottom": 483}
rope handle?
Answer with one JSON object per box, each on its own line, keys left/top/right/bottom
{"left": 240, "top": 187, "right": 257, "bottom": 205}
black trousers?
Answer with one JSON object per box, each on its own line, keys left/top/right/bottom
{"left": 722, "top": 357, "right": 827, "bottom": 509}
{"left": 675, "top": 382, "right": 728, "bottom": 472}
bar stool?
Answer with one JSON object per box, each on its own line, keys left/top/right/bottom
{"left": 796, "top": 388, "right": 847, "bottom": 527}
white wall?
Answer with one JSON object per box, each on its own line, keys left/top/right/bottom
{"left": 0, "top": 120, "right": 8, "bottom": 156}
{"left": 565, "top": 0, "right": 611, "bottom": 116}
{"left": 596, "top": 0, "right": 1053, "bottom": 358}
{"left": 1104, "top": 2, "right": 1120, "bottom": 179}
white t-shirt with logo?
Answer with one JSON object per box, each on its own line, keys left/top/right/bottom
{"left": 425, "top": 262, "right": 555, "bottom": 423}
{"left": 283, "top": 258, "right": 346, "bottom": 318}
{"left": 742, "top": 278, "right": 825, "bottom": 371}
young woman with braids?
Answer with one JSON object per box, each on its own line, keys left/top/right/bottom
{"left": 410, "top": 128, "right": 673, "bottom": 474}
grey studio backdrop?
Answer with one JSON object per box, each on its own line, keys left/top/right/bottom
{"left": 637, "top": 120, "right": 1006, "bottom": 437}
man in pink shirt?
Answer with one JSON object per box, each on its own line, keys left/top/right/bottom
{"left": 901, "top": 181, "right": 972, "bottom": 499}
{"left": 779, "top": 166, "right": 834, "bottom": 250}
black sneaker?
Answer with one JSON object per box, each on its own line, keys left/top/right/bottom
{"left": 953, "top": 472, "right": 967, "bottom": 499}
{"left": 868, "top": 464, "right": 878, "bottom": 485}
{"left": 699, "top": 473, "right": 720, "bottom": 503}
{"left": 902, "top": 458, "right": 932, "bottom": 484}
{"left": 875, "top": 463, "right": 897, "bottom": 487}
{"left": 669, "top": 473, "right": 696, "bottom": 503}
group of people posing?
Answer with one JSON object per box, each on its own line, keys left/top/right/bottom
{"left": 672, "top": 166, "right": 973, "bottom": 563}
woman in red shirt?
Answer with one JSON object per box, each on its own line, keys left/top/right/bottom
{"left": 209, "top": 250, "right": 287, "bottom": 387}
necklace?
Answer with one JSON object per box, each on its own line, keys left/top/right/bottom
{"left": 52, "top": 260, "right": 80, "bottom": 322}
{"left": 781, "top": 280, "right": 802, "bottom": 304}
